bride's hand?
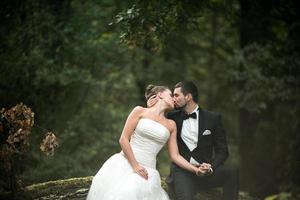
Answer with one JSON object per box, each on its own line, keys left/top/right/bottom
{"left": 133, "top": 164, "right": 148, "bottom": 180}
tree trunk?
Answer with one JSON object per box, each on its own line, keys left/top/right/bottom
{"left": 238, "top": 0, "right": 274, "bottom": 193}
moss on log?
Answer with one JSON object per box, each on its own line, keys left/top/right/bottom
{"left": 26, "top": 176, "right": 93, "bottom": 200}
{"left": 25, "top": 176, "right": 254, "bottom": 200}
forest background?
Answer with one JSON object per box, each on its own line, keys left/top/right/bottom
{"left": 0, "top": 0, "right": 299, "bottom": 199}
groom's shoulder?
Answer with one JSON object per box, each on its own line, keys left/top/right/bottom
{"left": 166, "top": 109, "right": 181, "bottom": 119}
{"left": 201, "top": 108, "right": 221, "bottom": 119}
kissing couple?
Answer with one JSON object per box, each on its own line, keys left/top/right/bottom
{"left": 87, "top": 81, "right": 238, "bottom": 200}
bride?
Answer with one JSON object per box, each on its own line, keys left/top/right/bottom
{"left": 86, "top": 84, "right": 202, "bottom": 200}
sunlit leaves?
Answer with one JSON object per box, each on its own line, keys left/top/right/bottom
{"left": 112, "top": 1, "right": 207, "bottom": 51}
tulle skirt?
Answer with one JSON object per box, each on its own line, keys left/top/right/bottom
{"left": 86, "top": 153, "right": 169, "bottom": 200}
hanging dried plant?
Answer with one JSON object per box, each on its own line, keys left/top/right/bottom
{"left": 40, "top": 132, "right": 59, "bottom": 156}
{"left": 1, "top": 103, "right": 34, "bottom": 154}
{"left": 0, "top": 103, "right": 59, "bottom": 197}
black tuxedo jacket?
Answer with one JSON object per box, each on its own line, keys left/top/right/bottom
{"left": 167, "top": 108, "right": 229, "bottom": 170}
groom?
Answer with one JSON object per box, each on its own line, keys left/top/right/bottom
{"left": 166, "top": 81, "right": 239, "bottom": 200}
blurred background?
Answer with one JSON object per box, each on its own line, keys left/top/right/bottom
{"left": 0, "top": 0, "right": 299, "bottom": 199}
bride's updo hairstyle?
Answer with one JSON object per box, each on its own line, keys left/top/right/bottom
{"left": 145, "top": 84, "right": 169, "bottom": 101}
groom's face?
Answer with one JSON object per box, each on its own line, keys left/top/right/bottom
{"left": 173, "top": 87, "right": 187, "bottom": 109}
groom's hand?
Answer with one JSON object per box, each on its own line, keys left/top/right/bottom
{"left": 147, "top": 95, "right": 158, "bottom": 108}
{"left": 196, "top": 166, "right": 206, "bottom": 176}
{"left": 200, "top": 163, "right": 213, "bottom": 175}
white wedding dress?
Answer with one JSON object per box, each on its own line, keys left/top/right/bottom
{"left": 86, "top": 118, "right": 170, "bottom": 200}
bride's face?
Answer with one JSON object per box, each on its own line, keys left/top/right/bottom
{"left": 159, "top": 89, "right": 174, "bottom": 110}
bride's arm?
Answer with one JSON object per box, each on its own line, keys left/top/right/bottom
{"left": 119, "top": 106, "right": 148, "bottom": 179}
{"left": 167, "top": 120, "right": 204, "bottom": 175}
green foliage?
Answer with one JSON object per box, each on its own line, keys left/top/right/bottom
{"left": 227, "top": 1, "right": 300, "bottom": 195}
{"left": 265, "top": 192, "right": 300, "bottom": 200}
{"left": 0, "top": 0, "right": 299, "bottom": 199}
{"left": 229, "top": 43, "right": 299, "bottom": 112}
{"left": 113, "top": 1, "right": 208, "bottom": 50}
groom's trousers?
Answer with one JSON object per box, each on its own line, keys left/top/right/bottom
{"left": 167, "top": 164, "right": 239, "bottom": 200}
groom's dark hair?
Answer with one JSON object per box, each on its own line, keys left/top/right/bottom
{"left": 175, "top": 81, "right": 199, "bottom": 103}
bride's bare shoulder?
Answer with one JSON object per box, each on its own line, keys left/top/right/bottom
{"left": 166, "top": 119, "right": 177, "bottom": 133}
{"left": 130, "top": 106, "right": 147, "bottom": 115}
{"left": 132, "top": 105, "right": 146, "bottom": 111}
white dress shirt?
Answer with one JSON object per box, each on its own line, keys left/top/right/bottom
{"left": 181, "top": 106, "right": 200, "bottom": 165}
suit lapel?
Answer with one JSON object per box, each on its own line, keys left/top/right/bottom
{"left": 177, "top": 110, "right": 190, "bottom": 150}
{"left": 176, "top": 110, "right": 185, "bottom": 137}
{"left": 197, "top": 109, "right": 206, "bottom": 144}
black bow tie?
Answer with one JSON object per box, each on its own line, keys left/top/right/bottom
{"left": 183, "top": 112, "right": 197, "bottom": 120}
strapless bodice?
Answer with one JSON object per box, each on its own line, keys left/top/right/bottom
{"left": 121, "top": 118, "right": 170, "bottom": 168}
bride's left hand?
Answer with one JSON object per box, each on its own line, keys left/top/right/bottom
{"left": 133, "top": 164, "right": 148, "bottom": 180}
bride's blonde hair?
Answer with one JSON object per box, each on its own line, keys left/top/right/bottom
{"left": 145, "top": 84, "right": 169, "bottom": 101}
